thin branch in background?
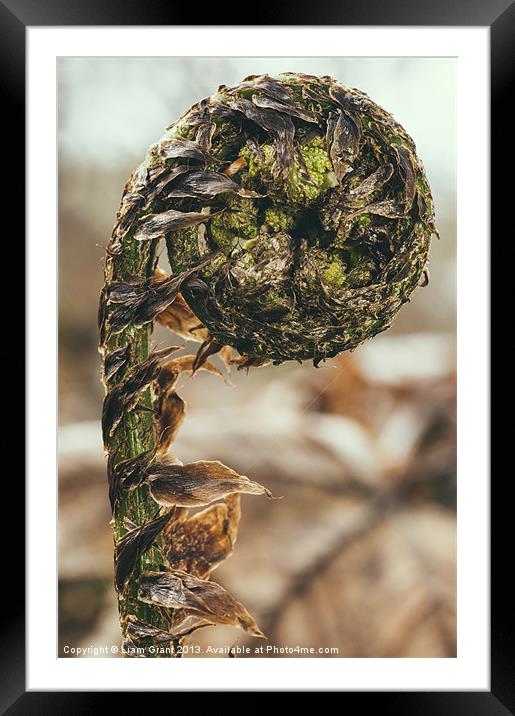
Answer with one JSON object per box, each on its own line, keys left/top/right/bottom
{"left": 260, "top": 496, "right": 397, "bottom": 637}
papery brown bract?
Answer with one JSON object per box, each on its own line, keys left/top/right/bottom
{"left": 158, "top": 137, "right": 216, "bottom": 164}
{"left": 163, "top": 494, "right": 241, "bottom": 577}
{"left": 117, "top": 452, "right": 272, "bottom": 508}
{"left": 153, "top": 354, "right": 226, "bottom": 453}
{"left": 224, "top": 157, "right": 247, "bottom": 177}
{"left": 326, "top": 109, "right": 361, "bottom": 182}
{"left": 125, "top": 614, "right": 212, "bottom": 644}
{"left": 98, "top": 286, "right": 108, "bottom": 347}
{"left": 156, "top": 391, "right": 186, "bottom": 454}
{"left": 252, "top": 93, "right": 318, "bottom": 124}
{"left": 138, "top": 569, "right": 265, "bottom": 637}
{"left": 144, "top": 457, "right": 272, "bottom": 508}
{"left": 101, "top": 346, "right": 179, "bottom": 445}
{"left": 103, "top": 344, "right": 131, "bottom": 382}
{"left": 144, "top": 164, "right": 193, "bottom": 205}
{"left": 192, "top": 336, "right": 224, "bottom": 373}
{"left": 156, "top": 355, "right": 224, "bottom": 395}
{"left": 111, "top": 447, "right": 157, "bottom": 494}
{"left": 155, "top": 292, "right": 209, "bottom": 343}
{"left": 134, "top": 209, "right": 216, "bottom": 241}
{"left": 114, "top": 509, "right": 175, "bottom": 592}
{"left": 166, "top": 171, "right": 240, "bottom": 200}
{"left": 230, "top": 354, "right": 271, "bottom": 371}
{"left": 106, "top": 252, "right": 218, "bottom": 334}
{"left": 227, "top": 97, "right": 295, "bottom": 176}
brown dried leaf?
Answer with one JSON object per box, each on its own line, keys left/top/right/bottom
{"left": 157, "top": 303, "right": 208, "bottom": 341}
{"left": 103, "top": 344, "right": 130, "bottom": 382}
{"left": 138, "top": 569, "right": 265, "bottom": 637}
{"left": 101, "top": 346, "right": 179, "bottom": 445}
{"left": 328, "top": 83, "right": 374, "bottom": 114}
{"left": 326, "top": 110, "right": 361, "bottom": 182}
{"left": 418, "top": 268, "right": 430, "bottom": 287}
{"left": 144, "top": 457, "right": 273, "bottom": 508}
{"left": 163, "top": 494, "right": 241, "bottom": 577}
{"left": 158, "top": 137, "right": 216, "bottom": 164}
{"left": 154, "top": 277, "right": 209, "bottom": 342}
{"left": 358, "top": 198, "right": 406, "bottom": 219}
{"left": 230, "top": 354, "right": 271, "bottom": 371}
{"left": 195, "top": 121, "right": 215, "bottom": 152}
{"left": 227, "top": 97, "right": 295, "bottom": 176}
{"left": 182, "top": 98, "right": 211, "bottom": 128}
{"left": 114, "top": 508, "right": 175, "bottom": 592}
{"left": 117, "top": 451, "right": 273, "bottom": 508}
{"left": 393, "top": 144, "right": 417, "bottom": 210}
{"left": 157, "top": 355, "right": 224, "bottom": 394}
{"left": 157, "top": 391, "right": 186, "bottom": 454}
{"left": 107, "top": 452, "right": 160, "bottom": 514}
{"left": 125, "top": 614, "right": 212, "bottom": 644}
{"left": 219, "top": 345, "right": 235, "bottom": 371}
{"left": 346, "top": 163, "right": 394, "bottom": 205}
{"left": 166, "top": 171, "right": 239, "bottom": 200}
{"left": 134, "top": 209, "right": 216, "bottom": 241}
{"left": 252, "top": 93, "right": 318, "bottom": 124}
{"left": 224, "top": 157, "right": 247, "bottom": 177}
{"left": 193, "top": 336, "right": 224, "bottom": 373}
{"left": 111, "top": 448, "right": 157, "bottom": 494}
{"left": 98, "top": 286, "right": 108, "bottom": 346}
{"left": 145, "top": 164, "right": 193, "bottom": 204}
{"left": 230, "top": 74, "right": 293, "bottom": 103}
{"left": 107, "top": 252, "right": 218, "bottom": 333}
{"left": 153, "top": 352, "right": 228, "bottom": 453}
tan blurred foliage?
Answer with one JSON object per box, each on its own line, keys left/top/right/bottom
{"left": 59, "top": 334, "right": 456, "bottom": 657}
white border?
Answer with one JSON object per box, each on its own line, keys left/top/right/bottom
{"left": 27, "top": 27, "right": 489, "bottom": 691}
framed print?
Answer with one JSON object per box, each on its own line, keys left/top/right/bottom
{"left": 6, "top": 0, "right": 506, "bottom": 709}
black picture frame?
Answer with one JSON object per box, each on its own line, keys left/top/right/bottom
{"left": 6, "top": 0, "right": 505, "bottom": 710}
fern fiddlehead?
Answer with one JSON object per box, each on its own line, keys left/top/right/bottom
{"left": 99, "top": 73, "right": 436, "bottom": 657}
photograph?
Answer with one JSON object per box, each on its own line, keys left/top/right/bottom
{"left": 2, "top": 0, "right": 499, "bottom": 703}
{"left": 58, "top": 57, "right": 457, "bottom": 659}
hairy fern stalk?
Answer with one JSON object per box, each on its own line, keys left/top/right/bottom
{"left": 99, "top": 73, "right": 436, "bottom": 657}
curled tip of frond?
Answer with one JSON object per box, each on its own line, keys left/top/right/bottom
{"left": 145, "top": 73, "right": 437, "bottom": 364}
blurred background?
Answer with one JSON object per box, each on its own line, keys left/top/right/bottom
{"left": 58, "top": 57, "right": 456, "bottom": 658}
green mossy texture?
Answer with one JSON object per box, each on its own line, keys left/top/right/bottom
{"left": 161, "top": 74, "right": 436, "bottom": 364}
{"left": 102, "top": 231, "right": 173, "bottom": 656}
{"left": 119, "top": 73, "right": 435, "bottom": 366}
